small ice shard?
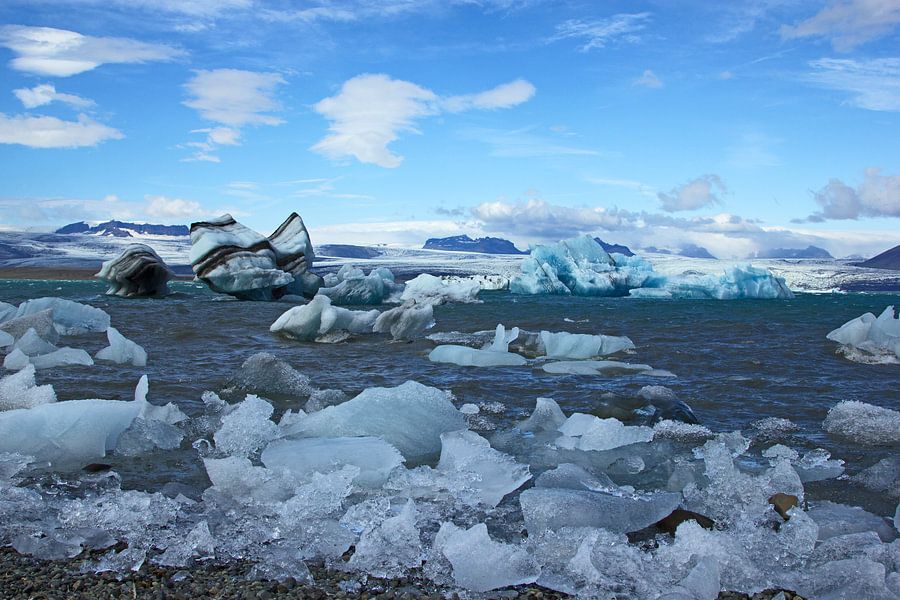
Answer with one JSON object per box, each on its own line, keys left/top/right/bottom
{"left": 519, "top": 397, "right": 567, "bottom": 432}
{"left": 3, "top": 348, "right": 30, "bottom": 370}
{"left": 0, "top": 309, "right": 59, "bottom": 343}
{"left": 283, "top": 381, "right": 464, "bottom": 463}
{"left": 95, "top": 327, "right": 147, "bottom": 367}
{"left": 459, "top": 403, "right": 479, "bottom": 415}
{"left": 270, "top": 295, "right": 378, "bottom": 342}
{"left": 155, "top": 521, "right": 216, "bottom": 567}
{"left": 807, "top": 500, "right": 896, "bottom": 542}
{"left": 400, "top": 273, "right": 481, "bottom": 305}
{"left": 203, "top": 455, "right": 297, "bottom": 503}
{"left": 543, "top": 360, "right": 675, "bottom": 377}
{"left": 15, "top": 297, "right": 110, "bottom": 335}
{"left": 12, "top": 328, "right": 57, "bottom": 356}
{"left": 434, "top": 522, "right": 540, "bottom": 592}
{"left": 261, "top": 436, "right": 404, "bottom": 488}
{"left": 373, "top": 300, "right": 435, "bottom": 340}
{"left": 539, "top": 330, "right": 635, "bottom": 359}
{"left": 318, "top": 265, "right": 403, "bottom": 305}
{"left": 0, "top": 364, "right": 56, "bottom": 410}
{"left": 657, "top": 556, "right": 721, "bottom": 600}
{"left": 555, "top": 413, "right": 654, "bottom": 451}
{"left": 534, "top": 463, "right": 616, "bottom": 491}
{"left": 823, "top": 400, "right": 900, "bottom": 445}
{"left": 429, "top": 324, "right": 527, "bottom": 367}
{"left": 95, "top": 243, "right": 173, "bottom": 297}
{"left": 222, "top": 352, "right": 312, "bottom": 400}
{"left": 348, "top": 499, "right": 423, "bottom": 578}
{"left": 794, "top": 448, "right": 845, "bottom": 482}
{"left": 213, "top": 395, "right": 279, "bottom": 457}
{"left": 436, "top": 430, "right": 531, "bottom": 507}
{"left": 28, "top": 347, "right": 94, "bottom": 370}
{"left": 520, "top": 487, "right": 682, "bottom": 534}
{"left": 827, "top": 306, "right": 900, "bottom": 363}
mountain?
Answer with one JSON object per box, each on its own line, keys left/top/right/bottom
{"left": 858, "top": 244, "right": 900, "bottom": 271}
{"left": 678, "top": 244, "right": 716, "bottom": 259}
{"left": 317, "top": 244, "right": 383, "bottom": 259}
{"left": 423, "top": 235, "right": 527, "bottom": 254}
{"left": 593, "top": 238, "right": 634, "bottom": 256}
{"left": 55, "top": 220, "right": 189, "bottom": 237}
{"left": 644, "top": 246, "right": 673, "bottom": 255}
{"left": 756, "top": 246, "right": 833, "bottom": 259}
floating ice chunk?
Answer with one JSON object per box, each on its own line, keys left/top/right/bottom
{"left": 794, "top": 448, "right": 845, "bottom": 482}
{"left": 823, "top": 400, "right": 900, "bottom": 445}
{"left": 543, "top": 360, "right": 675, "bottom": 378}
{"left": 0, "top": 364, "right": 56, "bottom": 411}
{"left": 261, "top": 437, "right": 404, "bottom": 488}
{"left": 3, "top": 348, "right": 29, "bottom": 370}
{"left": 827, "top": 306, "right": 900, "bottom": 363}
{"left": 400, "top": 273, "right": 481, "bottom": 305}
{"left": 28, "top": 347, "right": 93, "bottom": 370}
{"left": 429, "top": 324, "right": 527, "bottom": 367}
{"left": 657, "top": 556, "right": 721, "bottom": 600}
{"left": 267, "top": 212, "right": 322, "bottom": 298}
{"left": 519, "top": 397, "right": 567, "bottom": 433}
{"left": 373, "top": 300, "right": 435, "bottom": 340}
{"left": 348, "top": 499, "right": 423, "bottom": 579}
{"left": 15, "top": 297, "right": 110, "bottom": 335}
{"left": 435, "top": 522, "right": 540, "bottom": 592}
{"left": 0, "top": 309, "right": 59, "bottom": 343}
{"left": 459, "top": 403, "right": 480, "bottom": 415}
{"left": 305, "top": 388, "right": 348, "bottom": 413}
{"left": 95, "top": 327, "right": 147, "bottom": 367}
{"left": 646, "top": 265, "right": 794, "bottom": 300}
{"left": 539, "top": 330, "right": 635, "bottom": 359}
{"left": 556, "top": 413, "right": 654, "bottom": 451}
{"left": 213, "top": 395, "right": 278, "bottom": 457}
{"left": 852, "top": 457, "right": 899, "bottom": 499}
{"left": 270, "top": 295, "right": 378, "bottom": 342}
{"left": 0, "top": 329, "right": 12, "bottom": 347}
{"left": 12, "top": 328, "right": 57, "bottom": 356}
{"left": 318, "top": 265, "right": 403, "bottom": 305}
{"left": 222, "top": 352, "right": 312, "bottom": 400}
{"left": 807, "top": 501, "right": 896, "bottom": 542}
{"left": 95, "top": 244, "right": 173, "bottom": 297}
{"left": 520, "top": 487, "right": 681, "bottom": 534}
{"left": 283, "top": 381, "right": 464, "bottom": 463}
{"left": 437, "top": 430, "right": 530, "bottom": 507}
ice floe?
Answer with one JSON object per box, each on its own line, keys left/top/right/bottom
{"left": 270, "top": 295, "right": 379, "bottom": 342}
{"left": 372, "top": 300, "right": 435, "bottom": 341}
{"left": 95, "top": 327, "right": 147, "bottom": 366}
{"left": 319, "top": 265, "right": 403, "bottom": 305}
{"left": 823, "top": 400, "right": 900, "bottom": 445}
{"left": 400, "top": 273, "right": 481, "bottom": 305}
{"left": 827, "top": 306, "right": 900, "bottom": 364}
{"left": 15, "top": 298, "right": 109, "bottom": 336}
{"left": 429, "top": 324, "right": 527, "bottom": 367}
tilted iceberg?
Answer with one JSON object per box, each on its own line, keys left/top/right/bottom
{"left": 826, "top": 306, "right": 900, "bottom": 364}
{"left": 95, "top": 244, "right": 173, "bottom": 297}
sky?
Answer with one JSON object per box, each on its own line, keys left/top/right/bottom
{"left": 0, "top": 0, "right": 898, "bottom": 258}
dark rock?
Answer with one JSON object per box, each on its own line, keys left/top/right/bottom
{"left": 653, "top": 508, "right": 715, "bottom": 535}
{"left": 678, "top": 244, "right": 716, "bottom": 259}
{"left": 857, "top": 243, "right": 900, "bottom": 271}
{"left": 82, "top": 463, "right": 112, "bottom": 473}
{"left": 55, "top": 221, "right": 189, "bottom": 237}
{"left": 769, "top": 493, "right": 798, "bottom": 520}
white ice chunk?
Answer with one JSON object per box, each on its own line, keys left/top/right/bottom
{"left": 282, "top": 381, "right": 464, "bottom": 463}
{"left": 0, "top": 329, "right": 12, "bottom": 347}
{"left": 823, "top": 400, "right": 900, "bottom": 445}
{"left": 270, "top": 295, "right": 378, "bottom": 342}
{"left": 95, "top": 327, "right": 147, "bottom": 367}
{"left": 0, "top": 364, "right": 56, "bottom": 411}
{"left": 435, "top": 522, "right": 540, "bottom": 592}
{"left": 827, "top": 306, "right": 900, "bottom": 363}
{"left": 400, "top": 273, "right": 481, "bottom": 305}
{"left": 519, "top": 397, "right": 567, "bottom": 433}
{"left": 204, "top": 455, "right": 296, "bottom": 503}
{"left": 3, "top": 348, "right": 30, "bottom": 370}
{"left": 539, "top": 330, "right": 635, "bottom": 359}
{"left": 213, "top": 395, "right": 279, "bottom": 457}
{"left": 807, "top": 501, "right": 896, "bottom": 542}
{"left": 429, "top": 324, "right": 526, "bottom": 367}
{"left": 543, "top": 360, "right": 675, "bottom": 377}
{"left": 556, "top": 413, "right": 654, "bottom": 451}
{"left": 436, "top": 430, "right": 531, "bottom": 507}
{"left": 12, "top": 328, "right": 57, "bottom": 356}
{"left": 348, "top": 499, "right": 423, "bottom": 578}
{"left": 28, "top": 347, "right": 93, "bottom": 370}
{"left": 373, "top": 300, "right": 435, "bottom": 340}
{"left": 262, "top": 436, "right": 403, "bottom": 488}
{"left": 15, "top": 297, "right": 110, "bottom": 335}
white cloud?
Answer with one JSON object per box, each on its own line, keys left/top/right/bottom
{"left": 781, "top": 0, "right": 900, "bottom": 51}
{"left": 0, "top": 25, "right": 183, "bottom": 77}
{"left": 657, "top": 175, "right": 726, "bottom": 212}
{"left": 807, "top": 57, "right": 900, "bottom": 111}
{"left": 550, "top": 13, "right": 651, "bottom": 51}
{"left": 145, "top": 195, "right": 203, "bottom": 219}
{"left": 0, "top": 113, "right": 123, "bottom": 148}
{"left": 13, "top": 83, "right": 94, "bottom": 109}
{"left": 471, "top": 198, "right": 629, "bottom": 238}
{"left": 312, "top": 74, "right": 536, "bottom": 168}
{"left": 183, "top": 69, "right": 285, "bottom": 161}
{"left": 633, "top": 69, "right": 663, "bottom": 89}
{"left": 804, "top": 167, "right": 900, "bottom": 220}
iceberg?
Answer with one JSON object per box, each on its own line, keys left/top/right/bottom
{"left": 282, "top": 381, "right": 464, "bottom": 463}
{"left": 15, "top": 298, "right": 110, "bottom": 336}
{"left": 262, "top": 437, "right": 404, "bottom": 488}
{"left": 400, "top": 273, "right": 481, "bottom": 305}
{"left": 539, "top": 330, "right": 635, "bottom": 359}
{"left": 95, "top": 327, "right": 147, "bottom": 367}
{"left": 372, "top": 300, "right": 435, "bottom": 341}
{"left": 318, "top": 265, "right": 403, "bottom": 305}
{"left": 12, "top": 328, "right": 58, "bottom": 356}
{"left": 267, "top": 212, "right": 322, "bottom": 298}
{"left": 827, "top": 306, "right": 900, "bottom": 363}
{"left": 434, "top": 522, "right": 540, "bottom": 592}
{"left": 0, "top": 364, "right": 56, "bottom": 411}
{"left": 823, "top": 401, "right": 900, "bottom": 445}
{"left": 95, "top": 244, "right": 173, "bottom": 297}
{"left": 637, "top": 265, "right": 794, "bottom": 300}
{"left": 429, "top": 324, "right": 527, "bottom": 367}
{"left": 270, "top": 295, "right": 379, "bottom": 342}
{"left": 222, "top": 352, "right": 313, "bottom": 400}
{"left": 23, "top": 347, "right": 94, "bottom": 370}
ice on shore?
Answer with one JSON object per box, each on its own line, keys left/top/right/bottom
{"left": 270, "top": 295, "right": 379, "bottom": 342}
{"left": 95, "top": 244, "right": 173, "bottom": 297}
{"left": 95, "top": 327, "right": 147, "bottom": 367}
{"left": 347, "top": 499, "right": 423, "bottom": 579}
{"left": 823, "top": 401, "right": 900, "bottom": 445}
{"left": 15, "top": 297, "right": 110, "bottom": 336}
{"left": 318, "top": 265, "right": 403, "bottom": 305}
{"left": 827, "top": 306, "right": 900, "bottom": 363}
{"left": 213, "top": 395, "right": 279, "bottom": 458}
{"left": 373, "top": 300, "right": 435, "bottom": 341}
{"left": 435, "top": 522, "right": 539, "bottom": 592}
{"left": 0, "top": 364, "right": 56, "bottom": 411}
{"left": 542, "top": 359, "right": 675, "bottom": 377}
{"left": 429, "top": 324, "right": 527, "bottom": 367}
{"left": 555, "top": 413, "right": 654, "bottom": 451}
{"left": 283, "top": 381, "right": 465, "bottom": 463}
{"left": 435, "top": 430, "right": 531, "bottom": 507}
{"left": 400, "top": 273, "right": 481, "bottom": 305}
{"left": 539, "top": 330, "right": 635, "bottom": 359}
{"left": 262, "top": 436, "right": 404, "bottom": 488}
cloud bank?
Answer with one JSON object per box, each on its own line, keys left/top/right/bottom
{"left": 657, "top": 175, "right": 726, "bottom": 212}
{"left": 802, "top": 167, "right": 900, "bottom": 221}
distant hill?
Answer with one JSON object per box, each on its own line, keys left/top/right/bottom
{"left": 594, "top": 238, "right": 634, "bottom": 256}
{"left": 317, "top": 244, "right": 383, "bottom": 259}
{"left": 756, "top": 246, "right": 833, "bottom": 259}
{"left": 644, "top": 246, "right": 673, "bottom": 255}
{"left": 56, "top": 220, "right": 189, "bottom": 237}
{"left": 423, "top": 235, "right": 526, "bottom": 254}
{"left": 858, "top": 244, "right": 900, "bottom": 271}
{"left": 678, "top": 244, "right": 716, "bottom": 259}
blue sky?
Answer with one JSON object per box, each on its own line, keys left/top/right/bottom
{"left": 0, "top": 0, "right": 898, "bottom": 258}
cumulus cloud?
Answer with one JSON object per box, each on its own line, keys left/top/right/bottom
{"left": 0, "top": 113, "right": 123, "bottom": 148}
{"left": 0, "top": 25, "right": 183, "bottom": 77}
{"left": 13, "top": 83, "right": 93, "bottom": 109}
{"left": 312, "top": 74, "right": 536, "bottom": 168}
{"left": 780, "top": 0, "right": 900, "bottom": 51}
{"left": 807, "top": 57, "right": 900, "bottom": 111}
{"left": 803, "top": 167, "right": 900, "bottom": 221}
{"left": 183, "top": 69, "right": 285, "bottom": 161}
{"left": 471, "top": 198, "right": 631, "bottom": 239}
{"left": 657, "top": 175, "right": 726, "bottom": 212}
{"left": 633, "top": 70, "right": 663, "bottom": 89}
{"left": 550, "top": 13, "right": 651, "bottom": 51}
{"left": 145, "top": 195, "right": 203, "bottom": 219}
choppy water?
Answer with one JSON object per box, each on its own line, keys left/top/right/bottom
{"left": 2, "top": 278, "right": 897, "bottom": 519}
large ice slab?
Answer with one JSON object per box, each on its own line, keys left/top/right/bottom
{"left": 539, "top": 330, "right": 635, "bottom": 359}
{"left": 434, "top": 522, "right": 539, "bottom": 592}
{"left": 12, "top": 328, "right": 58, "bottom": 356}
{"left": 95, "top": 244, "right": 173, "bottom": 297}
{"left": 827, "top": 306, "right": 900, "bottom": 363}
{"left": 823, "top": 401, "right": 900, "bottom": 445}
{"left": 262, "top": 436, "right": 404, "bottom": 488}
{"left": 270, "top": 295, "right": 379, "bottom": 342}
{"left": 400, "top": 273, "right": 481, "bottom": 305}
{"left": 15, "top": 298, "right": 110, "bottom": 335}
{"left": 95, "top": 327, "right": 147, "bottom": 367}
{"left": 282, "top": 381, "right": 465, "bottom": 463}
{"left": 436, "top": 430, "right": 531, "bottom": 507}
{"left": 429, "top": 324, "right": 527, "bottom": 367}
